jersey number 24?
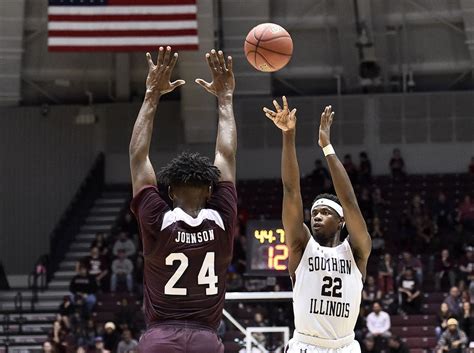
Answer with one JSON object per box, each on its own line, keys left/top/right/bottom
{"left": 164, "top": 252, "right": 218, "bottom": 296}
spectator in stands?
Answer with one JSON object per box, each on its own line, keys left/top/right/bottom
{"left": 389, "top": 148, "right": 405, "bottom": 179}
{"left": 343, "top": 153, "right": 358, "bottom": 184}
{"left": 366, "top": 301, "right": 391, "bottom": 339}
{"left": 80, "top": 246, "right": 109, "bottom": 291}
{"left": 437, "top": 318, "right": 468, "bottom": 353}
{"left": 111, "top": 249, "right": 134, "bottom": 293}
{"left": 361, "top": 337, "right": 377, "bottom": 353}
{"left": 358, "top": 151, "right": 372, "bottom": 185}
{"left": 458, "top": 195, "right": 474, "bottom": 232}
{"left": 397, "top": 267, "right": 422, "bottom": 314}
{"left": 371, "top": 217, "right": 385, "bottom": 256}
{"left": 436, "top": 303, "right": 454, "bottom": 339}
{"left": 42, "top": 341, "right": 58, "bottom": 353}
{"left": 372, "top": 187, "right": 386, "bottom": 217}
{"left": 359, "top": 188, "right": 374, "bottom": 220}
{"left": 460, "top": 247, "right": 474, "bottom": 286}
{"left": 115, "top": 297, "right": 137, "bottom": 331}
{"left": 445, "top": 287, "right": 463, "bottom": 319}
{"left": 117, "top": 329, "right": 138, "bottom": 353}
{"left": 398, "top": 251, "right": 423, "bottom": 285}
{"left": 58, "top": 295, "right": 75, "bottom": 329}
{"left": 119, "top": 211, "right": 138, "bottom": 236}
{"left": 309, "top": 158, "right": 331, "bottom": 187}
{"left": 91, "top": 232, "right": 109, "bottom": 257}
{"left": 103, "top": 322, "right": 120, "bottom": 353}
{"left": 397, "top": 211, "right": 415, "bottom": 251}
{"left": 410, "top": 194, "right": 427, "bottom": 220}
{"left": 363, "top": 275, "right": 383, "bottom": 310}
{"left": 76, "top": 346, "right": 86, "bottom": 353}
{"left": 433, "top": 192, "right": 454, "bottom": 228}
{"left": 94, "top": 337, "right": 111, "bottom": 353}
{"left": 378, "top": 253, "right": 395, "bottom": 294}
{"left": 112, "top": 231, "right": 136, "bottom": 258}
{"left": 387, "top": 336, "right": 409, "bottom": 353}
{"left": 469, "top": 157, "right": 474, "bottom": 175}
{"left": 69, "top": 265, "right": 97, "bottom": 315}
{"left": 435, "top": 249, "right": 457, "bottom": 291}
{"left": 460, "top": 302, "right": 474, "bottom": 341}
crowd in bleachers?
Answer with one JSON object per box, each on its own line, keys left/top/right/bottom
{"left": 42, "top": 152, "right": 474, "bottom": 353}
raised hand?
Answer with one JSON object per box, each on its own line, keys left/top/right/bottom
{"left": 318, "top": 105, "right": 334, "bottom": 148}
{"left": 145, "top": 46, "right": 185, "bottom": 97}
{"left": 263, "top": 96, "right": 297, "bottom": 132}
{"left": 195, "top": 49, "right": 234, "bottom": 98}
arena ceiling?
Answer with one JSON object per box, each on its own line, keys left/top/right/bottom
{"left": 2, "top": 0, "right": 474, "bottom": 105}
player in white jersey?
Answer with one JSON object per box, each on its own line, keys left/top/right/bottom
{"left": 263, "top": 98, "right": 372, "bottom": 353}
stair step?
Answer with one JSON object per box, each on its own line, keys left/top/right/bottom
{"left": 48, "top": 280, "right": 70, "bottom": 289}
{"left": 3, "top": 313, "right": 56, "bottom": 322}
{"left": 70, "top": 242, "right": 92, "bottom": 250}
{"left": 90, "top": 206, "right": 122, "bottom": 214}
{"left": 95, "top": 198, "right": 126, "bottom": 205}
{"left": 0, "top": 334, "right": 46, "bottom": 343}
{"left": 53, "top": 271, "right": 76, "bottom": 279}
{"left": 0, "top": 346, "right": 42, "bottom": 353}
{"left": 86, "top": 215, "right": 117, "bottom": 222}
{"left": 0, "top": 290, "right": 69, "bottom": 300}
{"left": 0, "top": 323, "right": 52, "bottom": 333}
{"left": 1, "top": 301, "right": 60, "bottom": 311}
{"left": 76, "top": 233, "right": 97, "bottom": 241}
{"left": 64, "top": 251, "right": 89, "bottom": 260}
{"left": 59, "top": 260, "right": 77, "bottom": 270}
{"left": 81, "top": 224, "right": 112, "bottom": 232}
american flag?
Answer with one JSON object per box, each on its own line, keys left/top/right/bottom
{"left": 48, "top": 0, "right": 198, "bottom": 52}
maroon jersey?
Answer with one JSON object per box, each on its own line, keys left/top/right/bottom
{"left": 130, "top": 181, "right": 237, "bottom": 330}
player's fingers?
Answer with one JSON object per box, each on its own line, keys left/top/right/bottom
{"left": 226, "top": 56, "right": 233, "bottom": 72}
{"left": 167, "top": 53, "right": 179, "bottom": 71}
{"left": 163, "top": 46, "right": 171, "bottom": 66}
{"left": 263, "top": 107, "right": 276, "bottom": 115}
{"left": 195, "top": 78, "right": 212, "bottom": 92}
{"left": 157, "top": 46, "right": 165, "bottom": 66}
{"left": 290, "top": 108, "right": 297, "bottom": 118}
{"left": 282, "top": 96, "right": 288, "bottom": 111}
{"left": 210, "top": 49, "right": 221, "bottom": 72}
{"left": 217, "top": 50, "right": 226, "bottom": 71}
{"left": 329, "top": 111, "right": 335, "bottom": 122}
{"left": 265, "top": 113, "right": 275, "bottom": 121}
{"left": 146, "top": 52, "right": 154, "bottom": 68}
{"left": 273, "top": 99, "right": 282, "bottom": 112}
{"left": 170, "top": 79, "right": 186, "bottom": 90}
{"left": 205, "top": 53, "right": 215, "bottom": 71}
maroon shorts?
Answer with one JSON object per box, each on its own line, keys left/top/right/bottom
{"left": 138, "top": 321, "right": 224, "bottom": 353}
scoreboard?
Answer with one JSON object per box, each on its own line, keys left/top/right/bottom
{"left": 246, "top": 220, "right": 289, "bottom": 276}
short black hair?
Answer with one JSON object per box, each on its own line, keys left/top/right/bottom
{"left": 312, "top": 193, "right": 341, "bottom": 208}
{"left": 157, "top": 152, "right": 221, "bottom": 187}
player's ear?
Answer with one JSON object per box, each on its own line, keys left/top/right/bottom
{"left": 168, "top": 185, "right": 174, "bottom": 201}
{"left": 339, "top": 217, "right": 345, "bottom": 230}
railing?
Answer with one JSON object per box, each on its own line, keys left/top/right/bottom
{"left": 47, "top": 152, "right": 105, "bottom": 282}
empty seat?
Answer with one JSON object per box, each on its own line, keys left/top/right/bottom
{"left": 391, "top": 326, "right": 436, "bottom": 337}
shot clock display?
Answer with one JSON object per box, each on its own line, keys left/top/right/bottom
{"left": 247, "top": 220, "right": 289, "bottom": 275}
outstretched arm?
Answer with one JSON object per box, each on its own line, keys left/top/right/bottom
{"left": 318, "top": 106, "right": 371, "bottom": 278}
{"left": 129, "top": 46, "right": 185, "bottom": 197}
{"left": 264, "top": 97, "right": 311, "bottom": 275}
{"left": 196, "top": 50, "right": 236, "bottom": 183}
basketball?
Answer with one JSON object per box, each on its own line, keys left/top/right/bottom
{"left": 244, "top": 23, "right": 293, "bottom": 72}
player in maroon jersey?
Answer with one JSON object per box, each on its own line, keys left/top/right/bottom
{"left": 129, "top": 46, "right": 236, "bottom": 353}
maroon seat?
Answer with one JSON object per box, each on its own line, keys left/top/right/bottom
{"left": 422, "top": 303, "right": 439, "bottom": 314}
{"left": 391, "top": 326, "right": 436, "bottom": 337}
{"left": 423, "top": 292, "right": 446, "bottom": 303}
{"left": 224, "top": 342, "right": 242, "bottom": 353}
{"left": 391, "top": 315, "right": 436, "bottom": 327}
{"left": 401, "top": 337, "right": 437, "bottom": 349}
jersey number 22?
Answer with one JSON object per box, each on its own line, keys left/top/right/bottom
{"left": 164, "top": 252, "right": 218, "bottom": 296}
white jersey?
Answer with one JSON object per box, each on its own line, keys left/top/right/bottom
{"left": 292, "top": 237, "right": 363, "bottom": 349}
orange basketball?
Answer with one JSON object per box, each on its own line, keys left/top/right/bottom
{"left": 244, "top": 23, "right": 293, "bottom": 72}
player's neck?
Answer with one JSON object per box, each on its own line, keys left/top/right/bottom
{"left": 173, "top": 200, "right": 207, "bottom": 218}
{"left": 315, "top": 235, "right": 341, "bottom": 248}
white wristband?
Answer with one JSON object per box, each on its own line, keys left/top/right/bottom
{"left": 323, "top": 144, "right": 335, "bottom": 157}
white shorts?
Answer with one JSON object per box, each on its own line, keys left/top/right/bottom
{"left": 286, "top": 338, "right": 361, "bottom": 353}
